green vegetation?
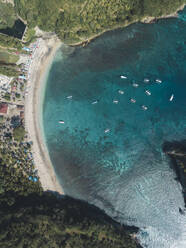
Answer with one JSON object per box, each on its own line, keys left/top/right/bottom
{"left": 0, "top": 119, "right": 42, "bottom": 206}
{"left": 14, "top": 0, "right": 62, "bottom": 30}
{"left": 0, "top": 120, "right": 139, "bottom": 248}
{"left": 0, "top": 113, "right": 139, "bottom": 248}
{"left": 0, "top": 48, "right": 19, "bottom": 77}
{"left": 0, "top": 1, "right": 17, "bottom": 29}
{"left": 0, "top": 64, "right": 19, "bottom": 77}
{"left": 0, "top": 0, "right": 184, "bottom": 59}
{"left": 15, "top": 92, "right": 21, "bottom": 99}
{"left": 142, "top": 0, "right": 185, "bottom": 16}
{"left": 0, "top": 0, "right": 184, "bottom": 51}
{"left": 13, "top": 125, "right": 25, "bottom": 142}
{"left": 14, "top": 0, "right": 186, "bottom": 44}
{"left": 0, "top": 193, "right": 139, "bottom": 248}
{"left": 3, "top": 92, "right": 11, "bottom": 101}
{"left": 0, "top": 49, "right": 19, "bottom": 64}
{"left": 0, "top": 1, "right": 185, "bottom": 247}
{"left": 23, "top": 27, "right": 36, "bottom": 43}
{"left": 0, "top": 33, "right": 22, "bottom": 49}
{"left": 20, "top": 83, "right": 24, "bottom": 91}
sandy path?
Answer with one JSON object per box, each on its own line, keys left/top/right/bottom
{"left": 24, "top": 35, "right": 64, "bottom": 194}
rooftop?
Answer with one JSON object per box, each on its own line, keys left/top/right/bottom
{"left": 0, "top": 103, "right": 8, "bottom": 114}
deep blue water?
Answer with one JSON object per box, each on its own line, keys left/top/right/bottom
{"left": 43, "top": 8, "right": 186, "bottom": 248}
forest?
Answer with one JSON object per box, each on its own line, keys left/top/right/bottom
{"left": 0, "top": 1, "right": 16, "bottom": 30}
{"left": 0, "top": 194, "right": 140, "bottom": 248}
{"left": 0, "top": 33, "right": 22, "bottom": 49}
{"left": 0, "top": 1, "right": 186, "bottom": 246}
{"left": 0, "top": 153, "right": 140, "bottom": 248}
{"left": 0, "top": 115, "right": 139, "bottom": 247}
{"left": 14, "top": 0, "right": 186, "bottom": 44}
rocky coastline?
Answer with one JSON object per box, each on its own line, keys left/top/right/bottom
{"left": 163, "top": 140, "right": 186, "bottom": 209}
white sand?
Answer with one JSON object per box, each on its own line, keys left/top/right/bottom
{"left": 24, "top": 34, "right": 64, "bottom": 194}
{"left": 23, "top": 3, "right": 185, "bottom": 194}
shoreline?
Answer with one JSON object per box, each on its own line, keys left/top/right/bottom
{"left": 69, "top": 4, "right": 185, "bottom": 47}
{"left": 163, "top": 140, "right": 186, "bottom": 207}
{"left": 24, "top": 35, "right": 64, "bottom": 194}
{"left": 141, "top": 3, "right": 186, "bottom": 23}
{"left": 23, "top": 3, "right": 185, "bottom": 195}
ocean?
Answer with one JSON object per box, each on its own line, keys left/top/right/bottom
{"left": 42, "top": 7, "right": 186, "bottom": 248}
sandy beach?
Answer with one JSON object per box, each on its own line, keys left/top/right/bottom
{"left": 22, "top": 3, "right": 185, "bottom": 195}
{"left": 24, "top": 33, "right": 64, "bottom": 194}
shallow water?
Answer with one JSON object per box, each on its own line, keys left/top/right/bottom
{"left": 43, "top": 8, "right": 186, "bottom": 248}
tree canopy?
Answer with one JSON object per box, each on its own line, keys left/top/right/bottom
{"left": 0, "top": 194, "right": 140, "bottom": 248}
{"left": 0, "top": 150, "right": 140, "bottom": 248}
{"left": 14, "top": 0, "right": 186, "bottom": 44}
{"left": 0, "top": 1, "right": 17, "bottom": 29}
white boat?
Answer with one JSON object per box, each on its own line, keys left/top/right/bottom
{"left": 118, "top": 90, "right": 124, "bottom": 94}
{"left": 169, "top": 94, "right": 174, "bottom": 101}
{"left": 66, "top": 95, "right": 72, "bottom": 99}
{"left": 120, "top": 75, "right": 127, "bottom": 79}
{"left": 144, "top": 78, "right": 150, "bottom": 83}
{"left": 91, "top": 100, "right": 98, "bottom": 104}
{"left": 104, "top": 129, "right": 110, "bottom": 133}
{"left": 145, "top": 90, "right": 151, "bottom": 96}
{"left": 142, "top": 105, "right": 148, "bottom": 110}
{"left": 130, "top": 98, "right": 136, "bottom": 103}
{"left": 59, "top": 120, "right": 65, "bottom": 124}
{"left": 113, "top": 100, "right": 119, "bottom": 104}
{"left": 132, "top": 83, "right": 139, "bottom": 88}
{"left": 155, "top": 79, "right": 162, "bottom": 83}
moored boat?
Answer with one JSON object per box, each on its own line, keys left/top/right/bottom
{"left": 142, "top": 105, "right": 148, "bottom": 110}
{"left": 118, "top": 90, "right": 124, "bottom": 94}
{"left": 91, "top": 100, "right": 98, "bottom": 104}
{"left": 104, "top": 128, "right": 110, "bottom": 133}
{"left": 132, "top": 83, "right": 139, "bottom": 88}
{"left": 144, "top": 78, "right": 150, "bottom": 83}
{"left": 130, "top": 98, "right": 136, "bottom": 103}
{"left": 120, "top": 75, "right": 127, "bottom": 79}
{"left": 66, "top": 95, "right": 72, "bottom": 99}
{"left": 169, "top": 94, "right": 174, "bottom": 101}
{"left": 145, "top": 90, "right": 151, "bottom": 96}
{"left": 155, "top": 79, "right": 162, "bottom": 83}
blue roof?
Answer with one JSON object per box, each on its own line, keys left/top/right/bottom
{"left": 33, "top": 177, "right": 38, "bottom": 182}
{"left": 23, "top": 47, "right": 31, "bottom": 51}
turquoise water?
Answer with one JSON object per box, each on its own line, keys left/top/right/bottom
{"left": 43, "top": 8, "right": 186, "bottom": 248}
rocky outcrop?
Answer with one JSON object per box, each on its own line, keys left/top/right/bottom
{"left": 163, "top": 140, "right": 186, "bottom": 207}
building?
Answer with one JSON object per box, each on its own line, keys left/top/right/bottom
{"left": 17, "top": 105, "right": 24, "bottom": 111}
{"left": 0, "top": 103, "right": 8, "bottom": 115}
{"left": 11, "top": 86, "right": 16, "bottom": 92}
{"left": 22, "top": 47, "right": 31, "bottom": 52}
{"left": 20, "top": 111, "right": 24, "bottom": 120}
{"left": 18, "top": 75, "right": 26, "bottom": 80}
